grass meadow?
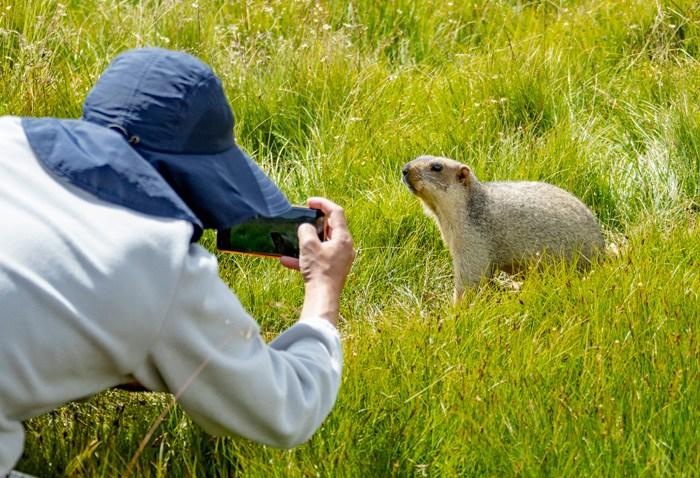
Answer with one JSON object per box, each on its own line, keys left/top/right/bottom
{"left": 2, "top": 0, "right": 699, "bottom": 476}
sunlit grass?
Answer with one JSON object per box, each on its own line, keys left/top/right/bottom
{"left": 3, "top": 0, "right": 699, "bottom": 476}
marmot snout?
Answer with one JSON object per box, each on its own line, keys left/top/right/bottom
{"left": 403, "top": 155, "right": 605, "bottom": 302}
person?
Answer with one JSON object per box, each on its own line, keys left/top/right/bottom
{"left": 0, "top": 47, "right": 355, "bottom": 475}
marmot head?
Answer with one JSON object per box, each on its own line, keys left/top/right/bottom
{"left": 402, "top": 155, "right": 476, "bottom": 212}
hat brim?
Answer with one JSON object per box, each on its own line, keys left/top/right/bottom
{"left": 137, "top": 142, "right": 292, "bottom": 229}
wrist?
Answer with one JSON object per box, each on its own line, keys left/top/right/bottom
{"left": 305, "top": 278, "right": 342, "bottom": 297}
{"left": 301, "top": 282, "right": 341, "bottom": 326}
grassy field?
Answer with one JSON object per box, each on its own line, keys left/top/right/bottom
{"left": 2, "top": 0, "right": 699, "bottom": 476}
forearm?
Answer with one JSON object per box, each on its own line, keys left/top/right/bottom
{"left": 141, "top": 314, "right": 343, "bottom": 448}
{"left": 300, "top": 282, "right": 341, "bottom": 327}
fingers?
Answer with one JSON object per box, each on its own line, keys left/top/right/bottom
{"left": 307, "top": 197, "right": 349, "bottom": 238}
{"left": 279, "top": 256, "right": 300, "bottom": 270}
{"left": 281, "top": 223, "right": 322, "bottom": 272}
{"left": 307, "top": 197, "right": 346, "bottom": 223}
{"left": 306, "top": 197, "right": 340, "bottom": 213}
{"left": 298, "top": 222, "right": 321, "bottom": 245}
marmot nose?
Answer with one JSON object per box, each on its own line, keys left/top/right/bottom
{"left": 402, "top": 164, "right": 410, "bottom": 177}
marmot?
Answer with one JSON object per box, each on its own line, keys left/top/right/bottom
{"left": 402, "top": 155, "right": 605, "bottom": 301}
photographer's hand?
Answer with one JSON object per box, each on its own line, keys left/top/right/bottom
{"left": 280, "top": 197, "right": 355, "bottom": 327}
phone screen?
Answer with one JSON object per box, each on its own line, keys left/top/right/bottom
{"left": 216, "top": 207, "right": 324, "bottom": 258}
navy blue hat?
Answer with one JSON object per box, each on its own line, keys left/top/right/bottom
{"left": 23, "top": 47, "right": 291, "bottom": 238}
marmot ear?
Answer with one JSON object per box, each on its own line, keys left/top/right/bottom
{"left": 457, "top": 166, "right": 470, "bottom": 185}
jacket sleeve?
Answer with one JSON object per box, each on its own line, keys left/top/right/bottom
{"left": 132, "top": 244, "right": 343, "bottom": 448}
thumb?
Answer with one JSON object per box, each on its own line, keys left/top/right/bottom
{"left": 297, "top": 223, "right": 321, "bottom": 246}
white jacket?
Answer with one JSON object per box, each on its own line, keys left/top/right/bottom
{"left": 0, "top": 116, "right": 342, "bottom": 474}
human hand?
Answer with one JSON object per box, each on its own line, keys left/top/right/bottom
{"left": 280, "top": 197, "right": 355, "bottom": 325}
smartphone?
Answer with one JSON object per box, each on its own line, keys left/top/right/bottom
{"left": 216, "top": 207, "right": 325, "bottom": 258}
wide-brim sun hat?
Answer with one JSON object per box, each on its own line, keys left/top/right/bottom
{"left": 22, "top": 47, "right": 292, "bottom": 238}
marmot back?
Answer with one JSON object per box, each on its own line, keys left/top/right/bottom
{"left": 402, "top": 155, "right": 604, "bottom": 301}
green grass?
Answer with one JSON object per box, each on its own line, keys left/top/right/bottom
{"left": 2, "top": 0, "right": 699, "bottom": 476}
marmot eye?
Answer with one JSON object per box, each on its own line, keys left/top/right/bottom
{"left": 430, "top": 163, "right": 443, "bottom": 172}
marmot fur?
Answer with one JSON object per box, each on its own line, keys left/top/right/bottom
{"left": 402, "top": 155, "right": 605, "bottom": 301}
